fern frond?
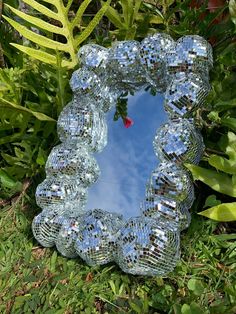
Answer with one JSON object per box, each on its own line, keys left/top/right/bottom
{"left": 5, "top": 4, "right": 64, "bottom": 34}
{"left": 4, "top": 0, "right": 111, "bottom": 69}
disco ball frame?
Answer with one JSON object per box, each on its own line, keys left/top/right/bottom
{"left": 32, "top": 33, "right": 212, "bottom": 276}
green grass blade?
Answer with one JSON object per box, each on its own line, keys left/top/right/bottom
{"left": 4, "top": 16, "right": 68, "bottom": 52}
{"left": 5, "top": 4, "right": 64, "bottom": 35}
{"left": 120, "top": 0, "right": 132, "bottom": 26}
{"left": 132, "top": 0, "right": 142, "bottom": 24}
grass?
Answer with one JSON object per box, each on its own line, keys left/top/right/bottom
{"left": 0, "top": 196, "right": 236, "bottom": 314}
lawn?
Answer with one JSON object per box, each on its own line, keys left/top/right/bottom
{"left": 0, "top": 198, "right": 235, "bottom": 313}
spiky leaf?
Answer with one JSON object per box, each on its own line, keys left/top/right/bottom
{"left": 199, "top": 203, "right": 236, "bottom": 221}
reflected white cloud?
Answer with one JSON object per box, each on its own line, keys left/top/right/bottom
{"left": 85, "top": 90, "right": 168, "bottom": 218}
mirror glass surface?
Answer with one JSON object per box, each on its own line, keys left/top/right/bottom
{"left": 85, "top": 90, "right": 168, "bottom": 218}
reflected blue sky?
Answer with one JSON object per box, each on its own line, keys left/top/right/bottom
{"left": 85, "top": 90, "right": 168, "bottom": 218}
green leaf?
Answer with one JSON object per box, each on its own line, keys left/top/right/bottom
{"left": 0, "top": 98, "right": 56, "bottom": 122}
{"left": 120, "top": 0, "right": 132, "bottom": 26}
{"left": 186, "top": 164, "right": 236, "bottom": 197}
{"left": 181, "top": 304, "right": 191, "bottom": 314}
{"left": 199, "top": 203, "right": 236, "bottom": 221}
{"left": 133, "top": 0, "right": 142, "bottom": 25}
{"left": 101, "top": 2, "right": 125, "bottom": 29}
{"left": 75, "top": 0, "right": 112, "bottom": 47}
{"left": 210, "top": 132, "right": 236, "bottom": 174}
{"left": 229, "top": 0, "right": 236, "bottom": 25}
{"left": 49, "top": 251, "right": 58, "bottom": 273}
{"left": 136, "top": 13, "right": 163, "bottom": 24}
{"left": 187, "top": 279, "right": 205, "bottom": 296}
{"left": 181, "top": 302, "right": 204, "bottom": 314}
{"left": 221, "top": 118, "right": 236, "bottom": 132}
{"left": 214, "top": 98, "right": 236, "bottom": 112}
{"left": 203, "top": 195, "right": 221, "bottom": 208}
{"left": 71, "top": 0, "right": 92, "bottom": 27}
{"left": 209, "top": 154, "right": 236, "bottom": 174}
{"left": 0, "top": 169, "right": 22, "bottom": 191}
{"left": 22, "top": 0, "right": 59, "bottom": 20}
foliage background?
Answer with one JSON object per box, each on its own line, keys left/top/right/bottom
{"left": 0, "top": 0, "right": 236, "bottom": 313}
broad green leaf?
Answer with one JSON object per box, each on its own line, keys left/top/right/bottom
{"left": 187, "top": 279, "right": 205, "bottom": 296}
{"left": 101, "top": 3, "right": 125, "bottom": 29}
{"left": 209, "top": 155, "right": 236, "bottom": 174}
{"left": 199, "top": 203, "right": 236, "bottom": 221}
{"left": 181, "top": 302, "right": 204, "bottom": 314}
{"left": 229, "top": 0, "right": 236, "bottom": 25}
{"left": 0, "top": 169, "right": 22, "bottom": 190}
{"left": 214, "top": 98, "right": 236, "bottom": 112}
{"left": 0, "top": 98, "right": 55, "bottom": 122}
{"left": 203, "top": 195, "right": 221, "bottom": 208}
{"left": 186, "top": 164, "right": 236, "bottom": 197}
{"left": 136, "top": 13, "right": 164, "bottom": 24}
{"left": 221, "top": 117, "right": 236, "bottom": 132}
{"left": 181, "top": 304, "right": 191, "bottom": 314}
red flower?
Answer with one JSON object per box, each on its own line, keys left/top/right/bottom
{"left": 123, "top": 117, "right": 134, "bottom": 128}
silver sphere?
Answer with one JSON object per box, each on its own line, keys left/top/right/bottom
{"left": 74, "top": 209, "right": 124, "bottom": 266}
{"left": 141, "top": 195, "right": 191, "bottom": 231}
{"left": 70, "top": 68, "right": 117, "bottom": 112}
{"left": 57, "top": 102, "right": 107, "bottom": 152}
{"left": 56, "top": 216, "right": 83, "bottom": 258}
{"left": 45, "top": 143, "right": 100, "bottom": 187}
{"left": 35, "top": 177, "right": 88, "bottom": 212}
{"left": 153, "top": 119, "right": 205, "bottom": 164}
{"left": 116, "top": 217, "right": 180, "bottom": 276}
{"left": 140, "top": 33, "right": 175, "bottom": 91}
{"left": 164, "top": 73, "right": 210, "bottom": 119}
{"left": 166, "top": 35, "right": 213, "bottom": 80}
{"left": 146, "top": 161, "right": 195, "bottom": 204}
{"left": 107, "top": 40, "right": 146, "bottom": 87}
{"left": 77, "top": 44, "right": 109, "bottom": 72}
{"left": 32, "top": 209, "right": 68, "bottom": 247}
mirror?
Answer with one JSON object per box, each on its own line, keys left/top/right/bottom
{"left": 85, "top": 90, "right": 168, "bottom": 218}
